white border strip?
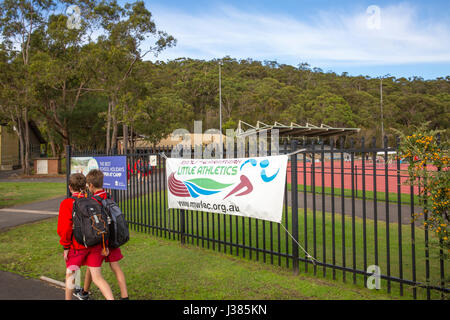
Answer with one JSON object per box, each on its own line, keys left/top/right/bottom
{"left": 0, "top": 208, "right": 58, "bottom": 215}
{"left": 40, "top": 276, "right": 65, "bottom": 288}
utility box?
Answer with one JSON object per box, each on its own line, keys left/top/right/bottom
{"left": 33, "top": 158, "right": 61, "bottom": 175}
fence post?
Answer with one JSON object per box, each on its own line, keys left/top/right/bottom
{"left": 180, "top": 209, "right": 186, "bottom": 244}
{"left": 290, "top": 140, "right": 299, "bottom": 275}
{"left": 435, "top": 133, "right": 445, "bottom": 299}
{"left": 65, "top": 145, "right": 71, "bottom": 198}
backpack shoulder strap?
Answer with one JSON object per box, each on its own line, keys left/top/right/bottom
{"left": 105, "top": 193, "right": 115, "bottom": 202}
{"left": 69, "top": 196, "right": 79, "bottom": 207}
{"left": 70, "top": 196, "right": 79, "bottom": 219}
{"left": 92, "top": 195, "right": 104, "bottom": 205}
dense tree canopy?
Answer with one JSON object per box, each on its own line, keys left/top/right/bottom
{"left": 138, "top": 58, "right": 449, "bottom": 145}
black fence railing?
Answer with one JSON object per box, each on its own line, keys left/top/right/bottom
{"left": 68, "top": 137, "right": 448, "bottom": 300}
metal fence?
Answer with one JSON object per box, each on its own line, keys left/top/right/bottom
{"left": 68, "top": 137, "right": 449, "bottom": 300}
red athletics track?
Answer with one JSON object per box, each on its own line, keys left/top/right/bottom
{"left": 285, "top": 160, "right": 437, "bottom": 195}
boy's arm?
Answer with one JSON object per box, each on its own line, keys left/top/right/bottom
{"left": 57, "top": 199, "right": 73, "bottom": 250}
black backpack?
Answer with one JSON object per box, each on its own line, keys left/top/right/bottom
{"left": 93, "top": 194, "right": 129, "bottom": 248}
{"left": 72, "top": 196, "right": 110, "bottom": 253}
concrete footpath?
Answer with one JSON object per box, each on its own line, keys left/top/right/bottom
{"left": 0, "top": 271, "right": 64, "bottom": 300}
{"left": 0, "top": 196, "right": 66, "bottom": 300}
{"left": 287, "top": 192, "right": 422, "bottom": 226}
{"left": 0, "top": 169, "right": 65, "bottom": 183}
{"left": 0, "top": 196, "right": 65, "bottom": 232}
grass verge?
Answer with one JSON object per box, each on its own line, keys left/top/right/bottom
{"left": 118, "top": 190, "right": 448, "bottom": 300}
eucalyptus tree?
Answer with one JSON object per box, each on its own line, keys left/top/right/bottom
{"left": 0, "top": 46, "right": 26, "bottom": 167}
{"left": 29, "top": 10, "right": 96, "bottom": 149}
{"left": 129, "top": 60, "right": 194, "bottom": 145}
{"left": 0, "top": 0, "right": 56, "bottom": 173}
{"left": 86, "top": 0, "right": 176, "bottom": 153}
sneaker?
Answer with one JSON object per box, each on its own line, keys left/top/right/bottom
{"left": 73, "top": 287, "right": 90, "bottom": 300}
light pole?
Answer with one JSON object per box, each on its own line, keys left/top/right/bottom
{"left": 219, "top": 60, "right": 223, "bottom": 156}
{"left": 380, "top": 77, "right": 384, "bottom": 141}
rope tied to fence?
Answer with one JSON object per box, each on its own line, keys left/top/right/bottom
{"left": 159, "top": 152, "right": 168, "bottom": 159}
{"left": 279, "top": 223, "right": 318, "bottom": 265}
{"left": 285, "top": 148, "right": 307, "bottom": 157}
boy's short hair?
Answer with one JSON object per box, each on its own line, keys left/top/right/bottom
{"left": 69, "top": 173, "right": 86, "bottom": 192}
{"left": 86, "top": 169, "right": 104, "bottom": 188}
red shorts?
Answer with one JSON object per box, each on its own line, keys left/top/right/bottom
{"left": 105, "top": 247, "right": 123, "bottom": 263}
{"left": 65, "top": 244, "right": 105, "bottom": 269}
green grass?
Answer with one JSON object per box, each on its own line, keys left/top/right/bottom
{"left": 287, "top": 184, "right": 420, "bottom": 205}
{"left": 0, "top": 218, "right": 397, "bottom": 300}
{"left": 118, "top": 190, "right": 449, "bottom": 300}
{"left": 0, "top": 182, "right": 66, "bottom": 208}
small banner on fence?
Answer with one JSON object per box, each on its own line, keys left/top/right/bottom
{"left": 71, "top": 156, "right": 127, "bottom": 190}
{"left": 166, "top": 155, "right": 288, "bottom": 223}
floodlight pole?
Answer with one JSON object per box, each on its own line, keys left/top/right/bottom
{"left": 380, "top": 78, "right": 384, "bottom": 141}
{"left": 219, "top": 60, "right": 223, "bottom": 157}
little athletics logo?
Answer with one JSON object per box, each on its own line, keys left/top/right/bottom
{"left": 168, "top": 174, "right": 234, "bottom": 198}
{"left": 168, "top": 158, "right": 280, "bottom": 200}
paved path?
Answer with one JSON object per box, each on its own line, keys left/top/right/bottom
{"left": 0, "top": 177, "right": 65, "bottom": 183}
{"left": 287, "top": 192, "right": 422, "bottom": 225}
{"left": 0, "top": 196, "right": 65, "bottom": 300}
{"left": 0, "top": 169, "right": 22, "bottom": 180}
{"left": 0, "top": 196, "right": 64, "bottom": 232}
{"left": 0, "top": 168, "right": 65, "bottom": 183}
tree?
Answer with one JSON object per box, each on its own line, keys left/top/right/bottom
{"left": 87, "top": 0, "right": 176, "bottom": 153}
{"left": 30, "top": 11, "right": 94, "bottom": 149}
{"left": 396, "top": 124, "right": 449, "bottom": 250}
{"left": 0, "top": 0, "right": 56, "bottom": 173}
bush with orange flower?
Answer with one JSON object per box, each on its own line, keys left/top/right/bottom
{"left": 395, "top": 125, "right": 449, "bottom": 251}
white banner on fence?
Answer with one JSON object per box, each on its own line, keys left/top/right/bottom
{"left": 166, "top": 155, "right": 288, "bottom": 223}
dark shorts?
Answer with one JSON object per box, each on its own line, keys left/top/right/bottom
{"left": 105, "top": 247, "right": 123, "bottom": 263}
{"left": 65, "top": 244, "right": 105, "bottom": 269}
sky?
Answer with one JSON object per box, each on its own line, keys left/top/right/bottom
{"left": 136, "top": 0, "right": 450, "bottom": 79}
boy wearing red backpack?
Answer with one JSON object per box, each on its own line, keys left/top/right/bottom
{"left": 57, "top": 173, "right": 114, "bottom": 300}
{"left": 75, "top": 169, "right": 129, "bottom": 300}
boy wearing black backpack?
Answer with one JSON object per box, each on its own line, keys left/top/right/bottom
{"left": 57, "top": 173, "right": 114, "bottom": 300}
{"left": 76, "top": 169, "right": 129, "bottom": 300}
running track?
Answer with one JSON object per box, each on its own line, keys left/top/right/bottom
{"left": 286, "top": 160, "right": 432, "bottom": 196}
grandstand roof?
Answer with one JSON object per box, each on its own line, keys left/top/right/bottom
{"left": 237, "top": 121, "right": 360, "bottom": 138}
